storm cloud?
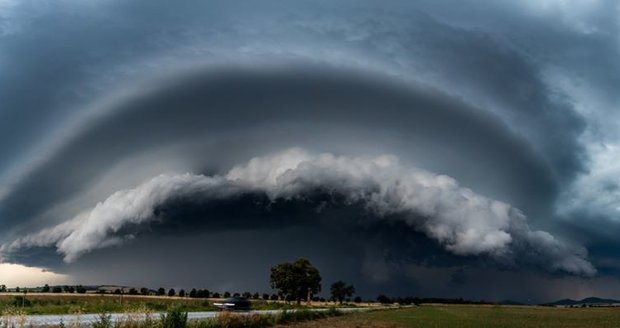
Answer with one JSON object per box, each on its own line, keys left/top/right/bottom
{"left": 1, "top": 0, "right": 619, "bottom": 302}
{"left": 4, "top": 148, "right": 594, "bottom": 276}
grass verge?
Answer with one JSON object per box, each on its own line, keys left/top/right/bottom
{"left": 0, "top": 307, "right": 345, "bottom": 328}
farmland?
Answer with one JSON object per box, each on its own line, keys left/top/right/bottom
{"left": 0, "top": 293, "right": 306, "bottom": 315}
{"left": 4, "top": 294, "right": 620, "bottom": 328}
{"left": 282, "top": 304, "right": 620, "bottom": 328}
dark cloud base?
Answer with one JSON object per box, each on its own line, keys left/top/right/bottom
{"left": 5, "top": 189, "right": 597, "bottom": 302}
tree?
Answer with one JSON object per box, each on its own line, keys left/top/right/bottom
{"left": 270, "top": 258, "right": 322, "bottom": 304}
{"left": 212, "top": 292, "right": 220, "bottom": 298}
{"left": 157, "top": 288, "right": 166, "bottom": 296}
{"left": 252, "top": 293, "right": 260, "bottom": 300}
{"left": 52, "top": 286, "right": 62, "bottom": 293}
{"left": 377, "top": 295, "right": 391, "bottom": 304}
{"left": 223, "top": 292, "right": 231, "bottom": 298}
{"left": 140, "top": 287, "right": 150, "bottom": 295}
{"left": 262, "top": 293, "right": 270, "bottom": 300}
{"left": 178, "top": 289, "right": 185, "bottom": 297}
{"left": 330, "top": 281, "right": 355, "bottom": 304}
{"left": 168, "top": 288, "right": 176, "bottom": 297}
{"left": 42, "top": 284, "right": 50, "bottom": 293}
{"left": 128, "top": 288, "right": 138, "bottom": 295}
{"left": 270, "top": 294, "right": 278, "bottom": 301}
{"left": 354, "top": 296, "right": 362, "bottom": 303}
{"left": 189, "top": 289, "right": 197, "bottom": 298}
{"left": 16, "top": 287, "right": 20, "bottom": 293}
{"left": 76, "top": 285, "right": 87, "bottom": 294}
{"left": 0, "top": 285, "right": 6, "bottom": 292}
{"left": 196, "top": 289, "right": 209, "bottom": 298}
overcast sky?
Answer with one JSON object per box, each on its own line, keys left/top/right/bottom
{"left": 1, "top": 0, "right": 619, "bottom": 303}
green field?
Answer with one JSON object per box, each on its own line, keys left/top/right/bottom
{"left": 0, "top": 294, "right": 302, "bottom": 315}
{"left": 5, "top": 297, "right": 620, "bottom": 328}
{"left": 284, "top": 305, "right": 620, "bottom": 328}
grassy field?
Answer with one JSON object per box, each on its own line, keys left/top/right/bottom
{"left": 0, "top": 293, "right": 305, "bottom": 315}
{"left": 281, "top": 304, "right": 620, "bottom": 328}
{"left": 0, "top": 293, "right": 215, "bottom": 314}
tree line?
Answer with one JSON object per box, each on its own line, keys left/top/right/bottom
{"left": 7, "top": 257, "right": 471, "bottom": 305}
{"left": 0, "top": 258, "right": 358, "bottom": 304}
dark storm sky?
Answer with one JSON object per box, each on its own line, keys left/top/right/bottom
{"left": 1, "top": 0, "right": 620, "bottom": 302}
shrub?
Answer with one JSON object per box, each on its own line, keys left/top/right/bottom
{"left": 189, "top": 312, "right": 275, "bottom": 328}
{"left": 12, "top": 296, "right": 31, "bottom": 307}
{"left": 275, "top": 310, "right": 294, "bottom": 324}
{"left": 325, "top": 307, "right": 342, "bottom": 317}
{"left": 91, "top": 313, "right": 113, "bottom": 328}
{"left": 160, "top": 307, "right": 188, "bottom": 328}
{"left": 377, "top": 295, "right": 391, "bottom": 304}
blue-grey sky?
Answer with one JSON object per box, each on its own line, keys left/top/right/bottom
{"left": 1, "top": 0, "right": 619, "bottom": 302}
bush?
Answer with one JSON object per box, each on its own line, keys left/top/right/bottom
{"left": 325, "top": 307, "right": 342, "bottom": 317}
{"left": 274, "top": 309, "right": 318, "bottom": 324}
{"left": 189, "top": 312, "right": 275, "bottom": 328}
{"left": 160, "top": 307, "right": 188, "bottom": 328}
{"left": 377, "top": 295, "right": 391, "bottom": 304}
{"left": 91, "top": 313, "right": 113, "bottom": 328}
{"left": 12, "top": 296, "right": 31, "bottom": 307}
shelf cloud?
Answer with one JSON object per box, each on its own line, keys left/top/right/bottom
{"left": 4, "top": 148, "right": 595, "bottom": 276}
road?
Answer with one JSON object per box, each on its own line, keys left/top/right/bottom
{"left": 1, "top": 308, "right": 374, "bottom": 327}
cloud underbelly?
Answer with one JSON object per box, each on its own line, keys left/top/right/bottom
{"left": 3, "top": 148, "right": 596, "bottom": 276}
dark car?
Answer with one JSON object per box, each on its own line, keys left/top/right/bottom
{"left": 213, "top": 297, "right": 251, "bottom": 311}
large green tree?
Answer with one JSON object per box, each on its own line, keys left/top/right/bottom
{"left": 270, "top": 258, "right": 321, "bottom": 304}
{"left": 330, "top": 280, "right": 355, "bottom": 304}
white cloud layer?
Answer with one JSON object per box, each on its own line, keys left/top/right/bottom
{"left": 3, "top": 148, "right": 596, "bottom": 276}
